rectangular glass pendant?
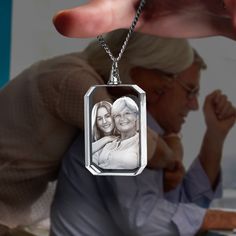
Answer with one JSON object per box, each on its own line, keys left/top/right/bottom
{"left": 84, "top": 84, "right": 147, "bottom": 176}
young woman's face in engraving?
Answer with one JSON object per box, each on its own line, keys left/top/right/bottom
{"left": 96, "top": 106, "right": 114, "bottom": 135}
{"left": 114, "top": 107, "right": 137, "bottom": 133}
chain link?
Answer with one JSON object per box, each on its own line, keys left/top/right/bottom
{"left": 97, "top": 0, "right": 146, "bottom": 63}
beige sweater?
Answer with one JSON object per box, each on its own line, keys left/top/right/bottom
{"left": 0, "top": 53, "right": 157, "bottom": 227}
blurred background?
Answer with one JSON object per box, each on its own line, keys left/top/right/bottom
{"left": 0, "top": 0, "right": 236, "bottom": 235}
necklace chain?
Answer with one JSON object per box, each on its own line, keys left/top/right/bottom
{"left": 97, "top": 0, "right": 146, "bottom": 84}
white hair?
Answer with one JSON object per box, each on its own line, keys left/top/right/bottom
{"left": 80, "top": 29, "right": 198, "bottom": 84}
{"left": 112, "top": 97, "right": 139, "bottom": 117}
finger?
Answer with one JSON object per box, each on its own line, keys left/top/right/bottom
{"left": 53, "top": 0, "right": 138, "bottom": 38}
{"left": 204, "top": 90, "right": 221, "bottom": 110}
{"left": 214, "top": 94, "right": 228, "bottom": 114}
{"left": 225, "top": 106, "right": 236, "bottom": 119}
{"left": 217, "top": 102, "right": 236, "bottom": 120}
{"left": 218, "top": 110, "right": 236, "bottom": 130}
{"left": 217, "top": 102, "right": 231, "bottom": 119}
{"left": 212, "top": 90, "right": 222, "bottom": 104}
{"left": 53, "top": 1, "right": 114, "bottom": 38}
{"left": 225, "top": 115, "right": 236, "bottom": 127}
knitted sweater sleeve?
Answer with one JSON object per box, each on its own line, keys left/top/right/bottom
{"left": 38, "top": 61, "right": 110, "bottom": 129}
{"left": 37, "top": 57, "right": 158, "bottom": 160}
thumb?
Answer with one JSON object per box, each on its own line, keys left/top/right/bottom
{"left": 53, "top": 0, "right": 137, "bottom": 38}
{"left": 225, "top": 113, "right": 236, "bottom": 126}
{"left": 204, "top": 90, "right": 221, "bottom": 109}
{"left": 53, "top": 1, "right": 113, "bottom": 38}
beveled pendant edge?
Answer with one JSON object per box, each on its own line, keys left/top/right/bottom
{"left": 84, "top": 84, "right": 147, "bottom": 176}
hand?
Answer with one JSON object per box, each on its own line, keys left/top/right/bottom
{"left": 100, "top": 136, "right": 118, "bottom": 143}
{"left": 92, "top": 136, "right": 118, "bottom": 153}
{"left": 203, "top": 90, "right": 236, "bottom": 140}
{"left": 163, "top": 133, "right": 183, "bottom": 162}
{"left": 147, "top": 148, "right": 177, "bottom": 170}
{"left": 163, "top": 160, "right": 185, "bottom": 192}
{"left": 147, "top": 133, "right": 183, "bottom": 170}
{"left": 53, "top": 0, "right": 236, "bottom": 40}
{"left": 201, "top": 209, "right": 236, "bottom": 231}
{"left": 147, "top": 135, "right": 176, "bottom": 170}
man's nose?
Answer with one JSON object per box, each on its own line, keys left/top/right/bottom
{"left": 188, "top": 97, "right": 199, "bottom": 111}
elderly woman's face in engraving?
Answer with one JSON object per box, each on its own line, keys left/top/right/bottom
{"left": 114, "top": 107, "right": 137, "bottom": 133}
{"left": 96, "top": 106, "right": 114, "bottom": 135}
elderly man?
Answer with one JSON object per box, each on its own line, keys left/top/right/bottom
{"left": 50, "top": 31, "right": 236, "bottom": 236}
{"left": 0, "top": 30, "right": 194, "bottom": 230}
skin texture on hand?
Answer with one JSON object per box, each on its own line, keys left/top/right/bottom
{"left": 147, "top": 135, "right": 175, "bottom": 170}
{"left": 163, "top": 160, "right": 185, "bottom": 192}
{"left": 162, "top": 134, "right": 185, "bottom": 192}
{"left": 147, "top": 133, "right": 185, "bottom": 192}
{"left": 203, "top": 90, "right": 236, "bottom": 141}
{"left": 201, "top": 209, "right": 236, "bottom": 232}
{"left": 53, "top": 0, "right": 236, "bottom": 40}
{"left": 147, "top": 129, "right": 183, "bottom": 169}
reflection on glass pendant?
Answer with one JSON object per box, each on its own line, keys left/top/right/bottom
{"left": 84, "top": 84, "right": 147, "bottom": 176}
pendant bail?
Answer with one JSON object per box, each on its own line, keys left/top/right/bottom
{"left": 108, "top": 60, "right": 122, "bottom": 85}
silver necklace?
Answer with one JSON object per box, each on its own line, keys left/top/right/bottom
{"left": 84, "top": 0, "right": 147, "bottom": 176}
{"left": 97, "top": 0, "right": 146, "bottom": 85}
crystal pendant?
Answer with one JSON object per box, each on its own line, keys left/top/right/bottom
{"left": 84, "top": 84, "right": 147, "bottom": 176}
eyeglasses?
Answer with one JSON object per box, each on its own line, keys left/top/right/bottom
{"left": 175, "top": 79, "right": 199, "bottom": 100}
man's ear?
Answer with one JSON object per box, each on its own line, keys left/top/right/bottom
{"left": 130, "top": 66, "right": 169, "bottom": 104}
{"left": 130, "top": 67, "right": 161, "bottom": 103}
